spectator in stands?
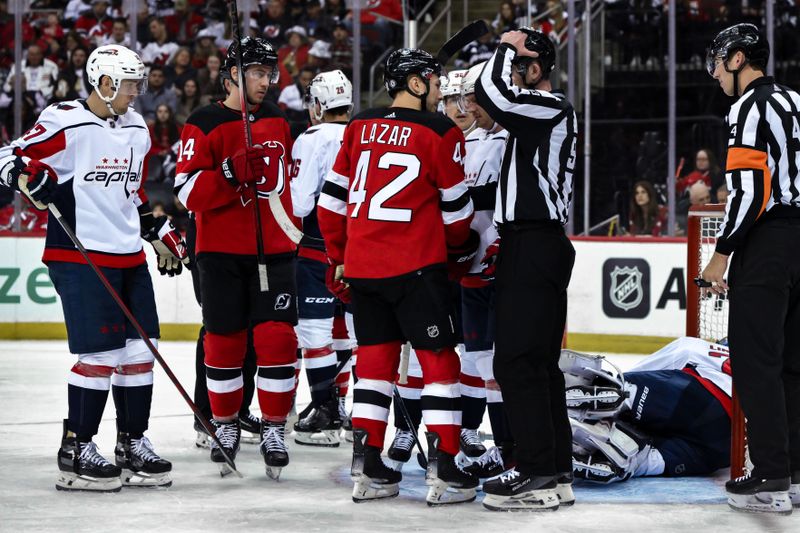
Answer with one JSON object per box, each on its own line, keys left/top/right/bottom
{"left": 627, "top": 180, "right": 668, "bottom": 237}
{"left": 175, "top": 78, "right": 202, "bottom": 124}
{"left": 192, "top": 28, "right": 222, "bottom": 68}
{"left": 677, "top": 148, "right": 723, "bottom": 195}
{"left": 165, "top": 0, "right": 204, "bottom": 45}
{"left": 330, "top": 21, "right": 353, "bottom": 79}
{"left": 2, "top": 44, "right": 59, "bottom": 103}
{"left": 676, "top": 181, "right": 712, "bottom": 234}
{"left": 307, "top": 39, "right": 332, "bottom": 72}
{"left": 39, "top": 13, "right": 65, "bottom": 58}
{"left": 492, "top": 1, "right": 520, "bottom": 34}
{"left": 455, "top": 24, "right": 498, "bottom": 69}
{"left": 196, "top": 52, "right": 225, "bottom": 102}
{"left": 140, "top": 17, "right": 179, "bottom": 66}
{"left": 715, "top": 183, "right": 730, "bottom": 205}
{"left": 165, "top": 46, "right": 197, "bottom": 91}
{"left": 64, "top": 0, "right": 90, "bottom": 23}
{"left": 278, "top": 25, "right": 310, "bottom": 89}
{"left": 323, "top": 0, "right": 347, "bottom": 21}
{"left": 102, "top": 17, "right": 139, "bottom": 48}
{"left": 302, "top": 0, "right": 334, "bottom": 40}
{"left": 286, "top": 0, "right": 306, "bottom": 23}
{"left": 148, "top": 103, "right": 182, "bottom": 182}
{"left": 74, "top": 0, "right": 113, "bottom": 46}
{"left": 278, "top": 65, "right": 315, "bottom": 121}
{"left": 52, "top": 45, "right": 90, "bottom": 102}
{"left": 135, "top": 65, "right": 177, "bottom": 125}
{"left": 260, "top": 0, "right": 292, "bottom": 47}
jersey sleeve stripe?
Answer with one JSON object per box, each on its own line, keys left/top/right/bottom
{"left": 326, "top": 169, "right": 349, "bottom": 188}
{"left": 321, "top": 181, "right": 348, "bottom": 202}
{"left": 318, "top": 192, "right": 347, "bottom": 216}
{"left": 440, "top": 191, "right": 471, "bottom": 212}
{"left": 439, "top": 181, "right": 469, "bottom": 202}
{"left": 22, "top": 130, "right": 67, "bottom": 161}
{"left": 175, "top": 170, "right": 201, "bottom": 207}
{"left": 441, "top": 198, "right": 473, "bottom": 225}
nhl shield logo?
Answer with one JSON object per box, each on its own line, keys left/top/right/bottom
{"left": 602, "top": 259, "right": 650, "bottom": 319}
{"left": 609, "top": 266, "right": 643, "bottom": 311}
{"left": 427, "top": 325, "right": 439, "bottom": 338}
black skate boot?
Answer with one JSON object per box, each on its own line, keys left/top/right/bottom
{"left": 210, "top": 419, "right": 240, "bottom": 477}
{"left": 459, "top": 428, "right": 486, "bottom": 458}
{"left": 726, "top": 472, "right": 792, "bottom": 515}
{"left": 261, "top": 420, "right": 290, "bottom": 480}
{"left": 294, "top": 395, "right": 342, "bottom": 447}
{"left": 482, "top": 469, "right": 559, "bottom": 512}
{"left": 351, "top": 429, "right": 401, "bottom": 502}
{"left": 464, "top": 445, "right": 506, "bottom": 478}
{"left": 387, "top": 429, "right": 416, "bottom": 469}
{"left": 339, "top": 397, "right": 353, "bottom": 442}
{"left": 424, "top": 432, "right": 478, "bottom": 506}
{"left": 56, "top": 420, "right": 122, "bottom": 492}
{"left": 115, "top": 425, "right": 172, "bottom": 488}
{"left": 239, "top": 411, "right": 261, "bottom": 444}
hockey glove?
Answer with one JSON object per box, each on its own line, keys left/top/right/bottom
{"left": 446, "top": 229, "right": 480, "bottom": 282}
{"left": 142, "top": 215, "right": 191, "bottom": 276}
{"left": 325, "top": 262, "right": 351, "bottom": 304}
{"left": 480, "top": 237, "right": 500, "bottom": 281}
{"left": 221, "top": 144, "right": 270, "bottom": 189}
{"left": 11, "top": 158, "right": 59, "bottom": 210}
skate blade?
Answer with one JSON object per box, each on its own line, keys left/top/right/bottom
{"left": 56, "top": 471, "right": 122, "bottom": 493}
{"left": 352, "top": 475, "right": 399, "bottom": 502}
{"left": 425, "top": 479, "right": 477, "bottom": 506}
{"left": 556, "top": 484, "right": 575, "bottom": 506}
{"left": 195, "top": 432, "right": 211, "bottom": 449}
{"left": 343, "top": 429, "right": 353, "bottom": 443}
{"left": 294, "top": 430, "right": 341, "bottom": 447}
{"left": 121, "top": 469, "right": 172, "bottom": 488}
{"left": 387, "top": 460, "right": 405, "bottom": 472}
{"left": 482, "top": 489, "right": 560, "bottom": 512}
{"left": 216, "top": 461, "right": 238, "bottom": 478}
{"left": 727, "top": 492, "right": 793, "bottom": 515}
{"left": 266, "top": 466, "right": 283, "bottom": 481}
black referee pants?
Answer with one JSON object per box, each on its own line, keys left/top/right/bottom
{"left": 493, "top": 223, "right": 575, "bottom": 476}
{"left": 728, "top": 216, "right": 800, "bottom": 479}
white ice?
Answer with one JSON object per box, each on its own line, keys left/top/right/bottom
{"left": 0, "top": 341, "right": 796, "bottom": 532}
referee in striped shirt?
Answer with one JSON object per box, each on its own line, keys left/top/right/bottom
{"left": 701, "top": 23, "right": 800, "bottom": 513}
{"left": 474, "top": 28, "right": 579, "bottom": 509}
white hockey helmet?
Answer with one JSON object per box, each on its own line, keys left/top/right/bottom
{"left": 306, "top": 69, "right": 353, "bottom": 121}
{"left": 86, "top": 44, "right": 146, "bottom": 115}
{"left": 439, "top": 69, "right": 468, "bottom": 99}
{"left": 457, "top": 61, "right": 486, "bottom": 114}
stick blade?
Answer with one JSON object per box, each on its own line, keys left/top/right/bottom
{"left": 436, "top": 20, "right": 491, "bottom": 65}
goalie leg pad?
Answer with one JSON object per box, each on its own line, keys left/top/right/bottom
{"left": 570, "top": 419, "right": 656, "bottom": 483}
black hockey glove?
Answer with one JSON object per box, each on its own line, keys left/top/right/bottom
{"left": 446, "top": 229, "right": 480, "bottom": 282}
{"left": 141, "top": 208, "right": 191, "bottom": 276}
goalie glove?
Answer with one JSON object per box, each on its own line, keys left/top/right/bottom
{"left": 446, "top": 229, "right": 480, "bottom": 282}
{"left": 325, "top": 261, "right": 351, "bottom": 303}
{"left": 570, "top": 419, "right": 659, "bottom": 484}
{"left": 141, "top": 210, "right": 190, "bottom": 277}
{"left": 2, "top": 156, "right": 59, "bottom": 210}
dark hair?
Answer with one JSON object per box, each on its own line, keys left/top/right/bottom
{"left": 112, "top": 17, "right": 128, "bottom": 26}
{"left": 630, "top": 180, "right": 660, "bottom": 234}
{"left": 695, "top": 148, "right": 720, "bottom": 175}
{"left": 153, "top": 105, "right": 180, "bottom": 144}
{"left": 149, "top": 65, "right": 165, "bottom": 74}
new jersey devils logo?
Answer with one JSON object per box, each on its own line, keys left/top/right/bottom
{"left": 255, "top": 140, "right": 287, "bottom": 199}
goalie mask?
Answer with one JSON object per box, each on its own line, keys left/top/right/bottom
{"left": 559, "top": 349, "right": 631, "bottom": 421}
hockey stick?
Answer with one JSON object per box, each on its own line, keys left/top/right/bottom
{"left": 397, "top": 342, "right": 411, "bottom": 385}
{"left": 392, "top": 383, "right": 428, "bottom": 469}
{"left": 436, "top": 20, "right": 491, "bottom": 67}
{"left": 47, "top": 204, "right": 243, "bottom": 478}
{"left": 226, "top": 0, "right": 269, "bottom": 292}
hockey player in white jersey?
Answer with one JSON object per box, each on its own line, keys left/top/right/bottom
{"left": 563, "top": 337, "right": 737, "bottom": 485}
{"left": 0, "top": 44, "right": 189, "bottom": 492}
{"left": 290, "top": 69, "right": 356, "bottom": 447}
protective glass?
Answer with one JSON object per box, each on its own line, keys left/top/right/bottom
{"left": 457, "top": 93, "right": 477, "bottom": 115}
{"left": 706, "top": 51, "right": 723, "bottom": 77}
{"left": 245, "top": 65, "right": 279, "bottom": 84}
{"left": 117, "top": 78, "right": 147, "bottom": 96}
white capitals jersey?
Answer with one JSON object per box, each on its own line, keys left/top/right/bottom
{"left": 290, "top": 121, "right": 346, "bottom": 251}
{"left": 629, "top": 336, "right": 732, "bottom": 414}
{"left": 0, "top": 100, "right": 151, "bottom": 267}
{"left": 463, "top": 126, "right": 508, "bottom": 275}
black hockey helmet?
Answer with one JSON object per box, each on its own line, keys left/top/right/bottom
{"left": 384, "top": 48, "right": 443, "bottom": 100}
{"left": 222, "top": 36, "right": 279, "bottom": 83}
{"left": 705, "top": 23, "right": 769, "bottom": 77}
{"left": 513, "top": 27, "right": 556, "bottom": 80}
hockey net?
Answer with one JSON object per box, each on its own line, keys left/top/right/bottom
{"left": 685, "top": 204, "right": 747, "bottom": 478}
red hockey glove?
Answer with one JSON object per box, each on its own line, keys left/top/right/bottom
{"left": 221, "top": 144, "right": 268, "bottom": 188}
{"left": 447, "top": 230, "right": 480, "bottom": 282}
{"left": 15, "top": 159, "right": 58, "bottom": 210}
{"left": 325, "top": 262, "right": 351, "bottom": 304}
{"left": 480, "top": 237, "right": 500, "bottom": 281}
{"left": 142, "top": 215, "right": 191, "bottom": 276}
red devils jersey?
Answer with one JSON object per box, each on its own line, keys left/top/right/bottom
{"left": 318, "top": 107, "right": 473, "bottom": 279}
{"left": 174, "top": 101, "right": 297, "bottom": 256}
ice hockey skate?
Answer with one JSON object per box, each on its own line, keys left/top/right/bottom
{"left": 482, "top": 469, "right": 560, "bottom": 512}
{"left": 210, "top": 419, "right": 240, "bottom": 477}
{"left": 261, "top": 420, "right": 290, "bottom": 480}
{"left": 459, "top": 428, "right": 486, "bottom": 458}
{"left": 294, "top": 396, "right": 342, "bottom": 447}
{"left": 115, "top": 427, "right": 172, "bottom": 488}
{"left": 463, "top": 445, "right": 505, "bottom": 478}
{"left": 351, "top": 429, "right": 401, "bottom": 502}
{"left": 726, "top": 473, "right": 793, "bottom": 515}
{"left": 239, "top": 411, "right": 262, "bottom": 445}
{"left": 56, "top": 420, "right": 122, "bottom": 493}
{"left": 424, "top": 432, "right": 478, "bottom": 506}
{"left": 387, "top": 428, "right": 416, "bottom": 470}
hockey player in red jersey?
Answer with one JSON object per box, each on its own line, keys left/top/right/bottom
{"left": 174, "top": 37, "right": 298, "bottom": 480}
{"left": 317, "top": 48, "right": 480, "bottom": 505}
{"left": 0, "top": 44, "right": 189, "bottom": 492}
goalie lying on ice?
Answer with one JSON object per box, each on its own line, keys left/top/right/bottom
{"left": 560, "top": 337, "right": 733, "bottom": 483}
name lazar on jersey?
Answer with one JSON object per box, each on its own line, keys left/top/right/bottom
{"left": 359, "top": 123, "right": 412, "bottom": 147}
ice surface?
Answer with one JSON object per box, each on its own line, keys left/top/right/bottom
{"left": 0, "top": 341, "right": 796, "bottom": 532}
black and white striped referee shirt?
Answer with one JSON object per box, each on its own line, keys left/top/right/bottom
{"left": 716, "top": 76, "right": 800, "bottom": 255}
{"left": 475, "top": 43, "right": 578, "bottom": 226}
